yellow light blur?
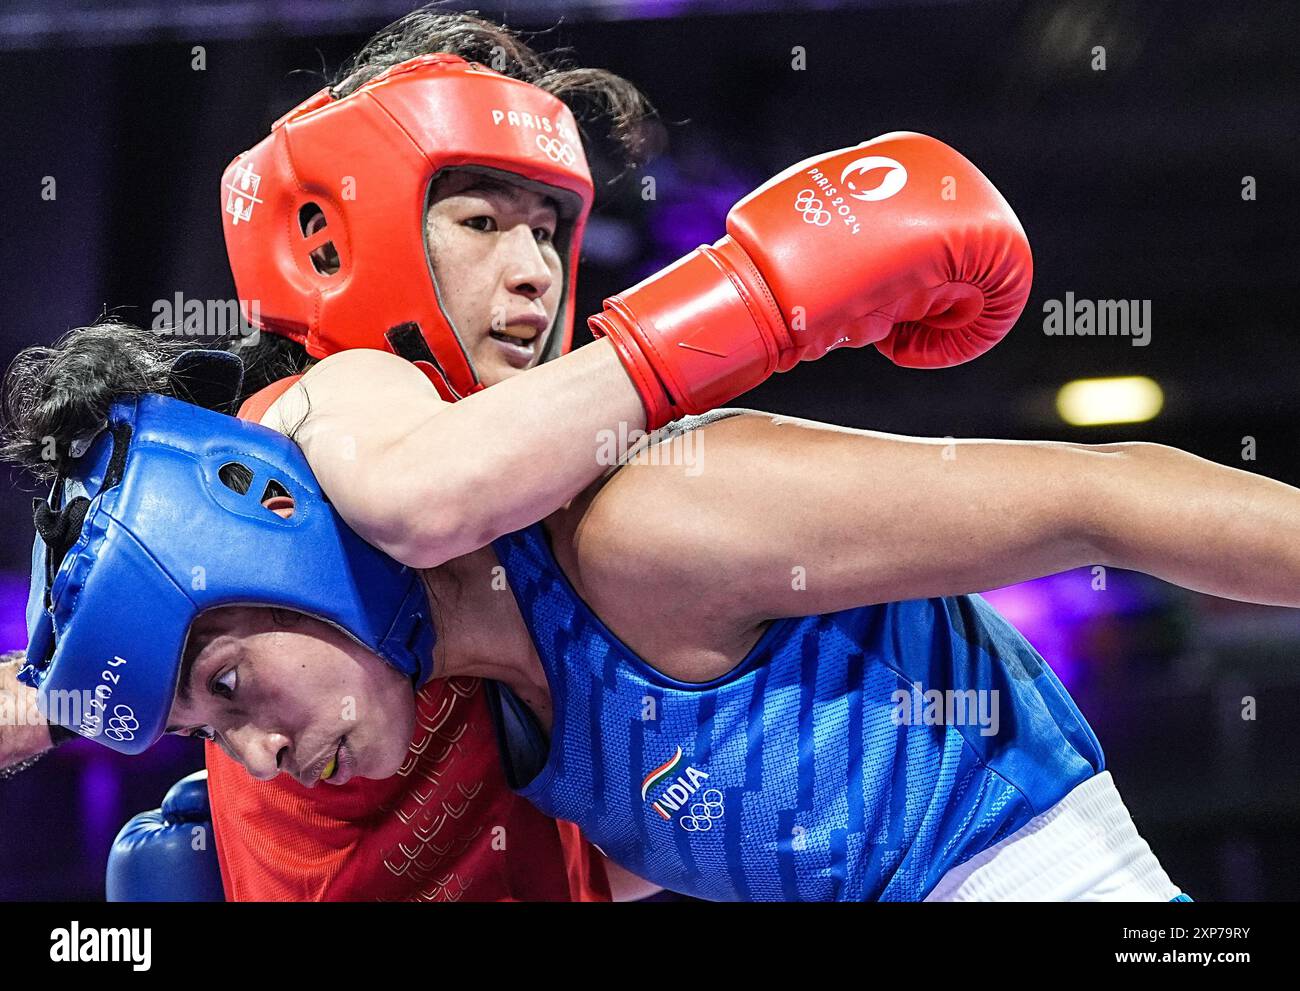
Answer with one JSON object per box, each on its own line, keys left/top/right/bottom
{"left": 1056, "top": 376, "right": 1164, "bottom": 426}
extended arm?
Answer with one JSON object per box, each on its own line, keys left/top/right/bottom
{"left": 264, "top": 135, "right": 1032, "bottom": 571}
{"left": 1084, "top": 441, "right": 1300, "bottom": 606}
{"left": 568, "top": 412, "right": 1300, "bottom": 635}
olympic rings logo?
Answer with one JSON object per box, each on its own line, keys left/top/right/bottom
{"left": 103, "top": 705, "right": 139, "bottom": 743}
{"left": 535, "top": 134, "right": 577, "bottom": 167}
{"left": 794, "top": 189, "right": 832, "bottom": 227}
{"left": 678, "top": 789, "right": 725, "bottom": 832}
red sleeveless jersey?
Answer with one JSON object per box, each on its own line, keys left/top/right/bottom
{"left": 204, "top": 376, "right": 609, "bottom": 901}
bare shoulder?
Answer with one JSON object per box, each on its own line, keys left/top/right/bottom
{"left": 299, "top": 348, "right": 434, "bottom": 387}
{"left": 262, "top": 348, "right": 440, "bottom": 431}
{"left": 558, "top": 409, "right": 774, "bottom": 567}
{"left": 546, "top": 409, "right": 781, "bottom": 668}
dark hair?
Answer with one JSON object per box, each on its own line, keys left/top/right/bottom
{"left": 331, "top": 5, "right": 659, "bottom": 173}
{"left": 1, "top": 319, "right": 191, "bottom": 480}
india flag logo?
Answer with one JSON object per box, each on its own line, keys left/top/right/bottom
{"left": 641, "top": 746, "right": 684, "bottom": 801}
{"left": 641, "top": 746, "right": 711, "bottom": 823}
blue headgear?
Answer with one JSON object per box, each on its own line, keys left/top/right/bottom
{"left": 18, "top": 352, "right": 436, "bottom": 755}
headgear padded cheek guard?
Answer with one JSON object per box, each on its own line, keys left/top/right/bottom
{"left": 220, "top": 53, "right": 595, "bottom": 401}
{"left": 18, "top": 354, "right": 436, "bottom": 756}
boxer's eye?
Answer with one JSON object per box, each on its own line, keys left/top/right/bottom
{"left": 533, "top": 225, "right": 554, "bottom": 245}
{"left": 463, "top": 216, "right": 498, "bottom": 232}
{"left": 188, "top": 726, "right": 216, "bottom": 742}
{"left": 210, "top": 668, "right": 238, "bottom": 701}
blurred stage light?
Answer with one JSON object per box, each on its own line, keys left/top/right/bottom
{"left": 1056, "top": 376, "right": 1163, "bottom": 426}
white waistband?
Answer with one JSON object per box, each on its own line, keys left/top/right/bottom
{"left": 924, "top": 771, "right": 1182, "bottom": 902}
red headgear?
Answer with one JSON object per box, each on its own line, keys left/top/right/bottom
{"left": 220, "top": 54, "right": 594, "bottom": 399}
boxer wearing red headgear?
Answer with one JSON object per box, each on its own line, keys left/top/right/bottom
{"left": 222, "top": 52, "right": 593, "bottom": 400}
{"left": 209, "top": 13, "right": 1026, "bottom": 902}
{"left": 0, "top": 12, "right": 1030, "bottom": 901}
{"left": 209, "top": 18, "right": 636, "bottom": 901}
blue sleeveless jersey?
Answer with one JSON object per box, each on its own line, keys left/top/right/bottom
{"left": 487, "top": 523, "right": 1104, "bottom": 901}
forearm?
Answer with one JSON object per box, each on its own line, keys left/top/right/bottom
{"left": 1092, "top": 442, "right": 1300, "bottom": 607}
{"left": 384, "top": 337, "right": 645, "bottom": 566}
{"left": 0, "top": 656, "right": 56, "bottom": 771}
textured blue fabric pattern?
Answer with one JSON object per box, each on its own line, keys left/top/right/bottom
{"left": 490, "top": 523, "right": 1103, "bottom": 901}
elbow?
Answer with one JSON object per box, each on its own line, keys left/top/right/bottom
{"left": 1068, "top": 440, "right": 1175, "bottom": 569}
{"left": 361, "top": 483, "right": 497, "bottom": 571}
{"left": 348, "top": 443, "right": 519, "bottom": 568}
{"left": 366, "top": 509, "right": 480, "bottom": 571}
{"left": 372, "top": 524, "right": 460, "bottom": 571}
{"left": 1064, "top": 444, "right": 1123, "bottom": 569}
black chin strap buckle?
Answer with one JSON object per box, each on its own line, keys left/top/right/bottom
{"left": 385, "top": 322, "right": 472, "bottom": 400}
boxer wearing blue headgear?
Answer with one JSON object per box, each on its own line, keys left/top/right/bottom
{"left": 12, "top": 362, "right": 1258, "bottom": 900}
{"left": 17, "top": 321, "right": 1300, "bottom": 898}
{"left": 20, "top": 351, "right": 435, "bottom": 781}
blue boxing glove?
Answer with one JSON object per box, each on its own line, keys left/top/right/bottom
{"left": 106, "top": 770, "right": 225, "bottom": 902}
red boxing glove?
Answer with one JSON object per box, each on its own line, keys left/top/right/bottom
{"left": 589, "top": 132, "right": 1033, "bottom": 428}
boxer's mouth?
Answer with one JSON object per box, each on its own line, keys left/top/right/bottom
{"left": 488, "top": 322, "right": 544, "bottom": 367}
{"left": 490, "top": 330, "right": 535, "bottom": 348}
{"left": 319, "top": 736, "right": 350, "bottom": 783}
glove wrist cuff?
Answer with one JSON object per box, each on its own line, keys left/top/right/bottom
{"left": 588, "top": 236, "right": 786, "bottom": 430}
